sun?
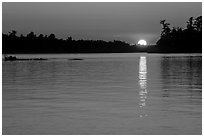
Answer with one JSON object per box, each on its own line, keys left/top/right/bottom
{"left": 138, "top": 40, "right": 147, "bottom": 46}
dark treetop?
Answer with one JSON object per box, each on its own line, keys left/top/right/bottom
{"left": 2, "top": 16, "right": 202, "bottom": 54}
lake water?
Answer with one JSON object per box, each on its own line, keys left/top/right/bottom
{"left": 2, "top": 53, "right": 202, "bottom": 135}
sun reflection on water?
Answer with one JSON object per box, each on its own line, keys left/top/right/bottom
{"left": 138, "top": 56, "right": 148, "bottom": 117}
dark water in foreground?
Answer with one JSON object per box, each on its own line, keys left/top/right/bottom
{"left": 2, "top": 53, "right": 202, "bottom": 135}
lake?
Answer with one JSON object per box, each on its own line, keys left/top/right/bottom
{"left": 2, "top": 53, "right": 202, "bottom": 135}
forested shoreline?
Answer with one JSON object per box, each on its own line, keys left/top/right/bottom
{"left": 3, "top": 16, "right": 202, "bottom": 54}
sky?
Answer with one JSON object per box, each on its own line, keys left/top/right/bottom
{"left": 2, "top": 2, "right": 202, "bottom": 44}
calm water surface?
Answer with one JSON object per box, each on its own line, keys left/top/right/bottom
{"left": 2, "top": 53, "right": 202, "bottom": 135}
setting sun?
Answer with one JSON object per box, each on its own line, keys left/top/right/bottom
{"left": 138, "top": 40, "right": 147, "bottom": 46}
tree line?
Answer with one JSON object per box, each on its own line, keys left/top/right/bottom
{"left": 2, "top": 16, "right": 202, "bottom": 54}
{"left": 154, "top": 16, "right": 202, "bottom": 53}
{"left": 3, "top": 31, "right": 139, "bottom": 53}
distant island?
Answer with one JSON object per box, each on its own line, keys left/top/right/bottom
{"left": 3, "top": 16, "right": 201, "bottom": 54}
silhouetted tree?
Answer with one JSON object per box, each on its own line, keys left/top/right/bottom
{"left": 38, "top": 34, "right": 44, "bottom": 38}
{"left": 8, "top": 30, "right": 17, "bottom": 38}
{"left": 67, "top": 36, "right": 72, "bottom": 41}
{"left": 160, "top": 20, "right": 171, "bottom": 38}
{"left": 194, "top": 16, "right": 202, "bottom": 32}
{"left": 187, "top": 17, "right": 195, "bottom": 30}
{"left": 48, "top": 34, "right": 56, "bottom": 39}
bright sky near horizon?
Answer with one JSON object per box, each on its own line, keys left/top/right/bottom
{"left": 2, "top": 2, "right": 202, "bottom": 44}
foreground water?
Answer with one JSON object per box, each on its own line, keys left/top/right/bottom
{"left": 2, "top": 53, "right": 202, "bottom": 135}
